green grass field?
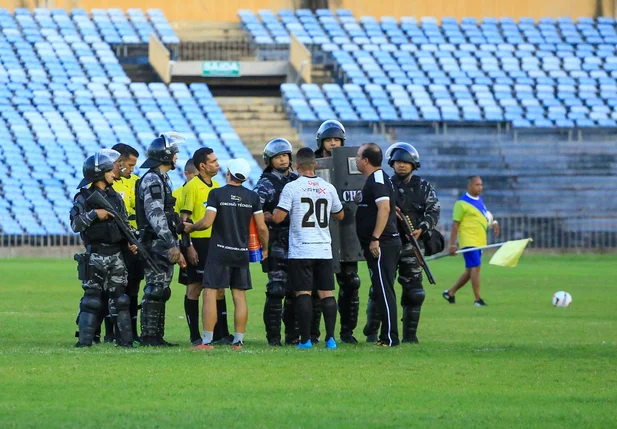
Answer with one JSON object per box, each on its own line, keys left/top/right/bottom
{"left": 1, "top": 254, "right": 616, "bottom": 428}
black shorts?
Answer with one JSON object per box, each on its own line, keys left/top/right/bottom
{"left": 287, "top": 259, "right": 335, "bottom": 292}
{"left": 203, "top": 261, "right": 252, "bottom": 290}
{"left": 183, "top": 238, "right": 210, "bottom": 285}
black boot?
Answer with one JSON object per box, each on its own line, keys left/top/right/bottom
{"left": 339, "top": 290, "right": 359, "bottom": 344}
{"left": 283, "top": 296, "right": 299, "bottom": 345}
{"left": 402, "top": 305, "right": 421, "bottom": 344}
{"left": 363, "top": 296, "right": 381, "bottom": 343}
{"left": 264, "top": 297, "right": 283, "bottom": 346}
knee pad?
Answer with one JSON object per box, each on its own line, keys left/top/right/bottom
{"left": 163, "top": 287, "right": 171, "bottom": 302}
{"left": 143, "top": 284, "right": 165, "bottom": 302}
{"left": 267, "top": 281, "right": 286, "bottom": 299}
{"left": 337, "top": 272, "right": 361, "bottom": 293}
{"left": 80, "top": 291, "right": 102, "bottom": 314}
{"left": 402, "top": 287, "right": 425, "bottom": 307}
{"left": 115, "top": 294, "right": 130, "bottom": 311}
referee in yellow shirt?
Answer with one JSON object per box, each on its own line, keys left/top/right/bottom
{"left": 110, "top": 143, "right": 141, "bottom": 339}
{"left": 180, "top": 148, "right": 231, "bottom": 345}
{"left": 174, "top": 159, "right": 198, "bottom": 287}
{"left": 443, "top": 176, "right": 499, "bottom": 306}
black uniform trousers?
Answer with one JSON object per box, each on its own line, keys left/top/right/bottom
{"left": 363, "top": 242, "right": 402, "bottom": 347}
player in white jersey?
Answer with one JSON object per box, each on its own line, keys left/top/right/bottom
{"left": 273, "top": 148, "right": 344, "bottom": 349}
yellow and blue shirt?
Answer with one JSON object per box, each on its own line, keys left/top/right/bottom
{"left": 112, "top": 174, "right": 139, "bottom": 229}
{"left": 452, "top": 193, "right": 491, "bottom": 248}
{"left": 181, "top": 175, "right": 219, "bottom": 239}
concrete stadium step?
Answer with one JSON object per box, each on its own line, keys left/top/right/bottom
{"left": 218, "top": 96, "right": 303, "bottom": 162}
{"left": 311, "top": 64, "right": 334, "bottom": 85}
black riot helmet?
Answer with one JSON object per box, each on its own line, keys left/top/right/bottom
{"left": 386, "top": 142, "right": 421, "bottom": 169}
{"left": 263, "top": 138, "right": 293, "bottom": 172}
{"left": 140, "top": 132, "right": 184, "bottom": 170}
{"left": 77, "top": 151, "right": 116, "bottom": 188}
{"left": 315, "top": 120, "right": 346, "bottom": 149}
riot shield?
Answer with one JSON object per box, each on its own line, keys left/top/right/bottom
{"left": 316, "top": 146, "right": 365, "bottom": 273}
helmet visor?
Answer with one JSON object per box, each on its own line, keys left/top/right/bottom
{"left": 385, "top": 142, "right": 417, "bottom": 160}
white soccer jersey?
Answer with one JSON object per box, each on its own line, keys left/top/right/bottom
{"left": 277, "top": 175, "right": 343, "bottom": 259}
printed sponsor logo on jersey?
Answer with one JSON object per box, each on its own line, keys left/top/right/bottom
{"left": 302, "top": 187, "right": 327, "bottom": 194}
{"left": 342, "top": 190, "right": 361, "bottom": 202}
{"left": 231, "top": 195, "right": 242, "bottom": 202}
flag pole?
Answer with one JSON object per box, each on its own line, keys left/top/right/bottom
{"left": 427, "top": 242, "right": 507, "bottom": 261}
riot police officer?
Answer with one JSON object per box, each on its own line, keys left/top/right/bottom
{"left": 71, "top": 152, "right": 137, "bottom": 347}
{"left": 254, "top": 138, "right": 299, "bottom": 346}
{"left": 314, "top": 120, "right": 362, "bottom": 344}
{"left": 363, "top": 143, "right": 440, "bottom": 343}
{"left": 135, "top": 132, "right": 187, "bottom": 346}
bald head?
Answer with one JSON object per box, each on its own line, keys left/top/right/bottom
{"left": 467, "top": 175, "right": 483, "bottom": 197}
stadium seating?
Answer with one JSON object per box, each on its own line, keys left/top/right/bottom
{"left": 242, "top": 10, "right": 617, "bottom": 128}
{"left": 0, "top": 9, "right": 258, "bottom": 236}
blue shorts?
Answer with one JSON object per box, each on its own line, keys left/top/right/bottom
{"left": 462, "top": 247, "right": 482, "bottom": 268}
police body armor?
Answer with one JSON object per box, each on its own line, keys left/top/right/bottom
{"left": 316, "top": 146, "right": 365, "bottom": 273}
{"left": 392, "top": 175, "right": 425, "bottom": 242}
{"left": 77, "top": 187, "right": 125, "bottom": 251}
{"left": 135, "top": 169, "right": 178, "bottom": 241}
{"left": 261, "top": 172, "right": 293, "bottom": 229}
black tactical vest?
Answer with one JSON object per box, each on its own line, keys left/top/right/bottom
{"left": 78, "top": 187, "right": 125, "bottom": 246}
{"left": 135, "top": 169, "right": 177, "bottom": 239}
{"left": 261, "top": 171, "right": 297, "bottom": 229}
{"left": 392, "top": 175, "right": 426, "bottom": 229}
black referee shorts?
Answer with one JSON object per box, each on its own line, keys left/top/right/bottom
{"left": 203, "top": 261, "right": 252, "bottom": 291}
{"left": 287, "top": 258, "right": 335, "bottom": 292}
{"left": 182, "top": 238, "right": 210, "bottom": 285}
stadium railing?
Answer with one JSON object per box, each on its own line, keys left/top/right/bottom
{"left": 437, "top": 215, "right": 617, "bottom": 250}
{"left": 2, "top": 215, "right": 616, "bottom": 253}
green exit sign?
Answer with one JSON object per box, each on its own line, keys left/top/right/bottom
{"left": 202, "top": 61, "right": 241, "bottom": 77}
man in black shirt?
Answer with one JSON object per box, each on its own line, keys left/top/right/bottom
{"left": 355, "top": 143, "right": 402, "bottom": 347}
{"left": 184, "top": 159, "right": 269, "bottom": 350}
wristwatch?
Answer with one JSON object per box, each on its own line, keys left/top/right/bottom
{"left": 370, "top": 236, "right": 380, "bottom": 242}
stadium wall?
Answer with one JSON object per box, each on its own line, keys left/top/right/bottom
{"left": 336, "top": 0, "right": 606, "bottom": 21}
{"left": 2, "top": 0, "right": 613, "bottom": 21}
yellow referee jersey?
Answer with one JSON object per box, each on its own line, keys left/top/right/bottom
{"left": 181, "top": 175, "right": 219, "bottom": 238}
{"left": 112, "top": 174, "right": 139, "bottom": 228}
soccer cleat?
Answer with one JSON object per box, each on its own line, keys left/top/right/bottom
{"left": 311, "top": 336, "right": 320, "bottom": 344}
{"left": 191, "top": 339, "right": 202, "bottom": 346}
{"left": 194, "top": 343, "right": 214, "bottom": 350}
{"left": 297, "top": 339, "right": 313, "bottom": 349}
{"left": 103, "top": 334, "right": 115, "bottom": 344}
{"left": 267, "top": 339, "right": 282, "bottom": 347}
{"left": 325, "top": 337, "right": 337, "bottom": 349}
{"left": 376, "top": 340, "right": 390, "bottom": 347}
{"left": 474, "top": 299, "right": 488, "bottom": 307}
{"left": 74, "top": 342, "right": 92, "bottom": 348}
{"left": 366, "top": 334, "right": 378, "bottom": 343}
{"left": 442, "top": 290, "right": 455, "bottom": 304}
{"left": 213, "top": 334, "right": 234, "bottom": 346}
{"left": 232, "top": 341, "right": 244, "bottom": 350}
{"left": 340, "top": 334, "right": 358, "bottom": 344}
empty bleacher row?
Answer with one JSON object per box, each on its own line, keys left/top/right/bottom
{"left": 243, "top": 9, "right": 617, "bottom": 128}
{"left": 2, "top": 8, "right": 178, "bottom": 46}
{"left": 0, "top": 9, "right": 258, "bottom": 237}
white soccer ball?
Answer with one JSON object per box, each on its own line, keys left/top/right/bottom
{"left": 552, "top": 291, "right": 573, "bottom": 308}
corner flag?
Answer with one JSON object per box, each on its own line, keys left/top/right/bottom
{"left": 489, "top": 238, "right": 533, "bottom": 268}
